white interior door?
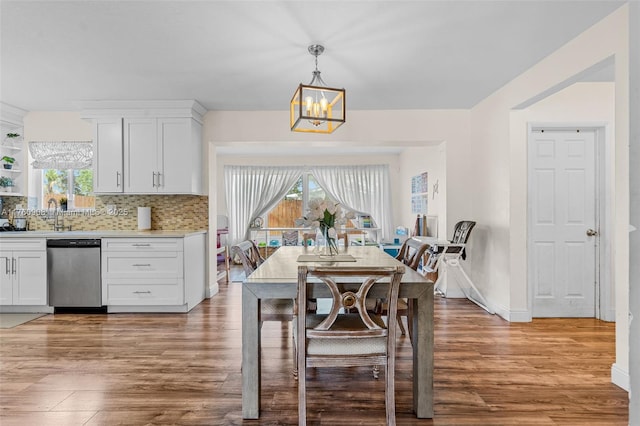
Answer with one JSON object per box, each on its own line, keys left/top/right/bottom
{"left": 529, "top": 128, "right": 597, "bottom": 317}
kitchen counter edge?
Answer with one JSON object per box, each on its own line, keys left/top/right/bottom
{"left": 0, "top": 230, "right": 208, "bottom": 239}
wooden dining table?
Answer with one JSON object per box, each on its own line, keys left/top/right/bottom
{"left": 241, "top": 245, "right": 434, "bottom": 419}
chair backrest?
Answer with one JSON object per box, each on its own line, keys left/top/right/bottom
{"left": 282, "top": 230, "right": 299, "bottom": 246}
{"left": 425, "top": 221, "right": 476, "bottom": 270}
{"left": 451, "top": 221, "right": 476, "bottom": 244}
{"left": 302, "top": 232, "right": 316, "bottom": 247}
{"left": 297, "top": 265, "right": 405, "bottom": 340}
{"left": 230, "top": 240, "right": 265, "bottom": 276}
{"left": 302, "top": 231, "right": 348, "bottom": 247}
{"left": 395, "top": 237, "right": 430, "bottom": 271}
{"left": 449, "top": 221, "right": 476, "bottom": 261}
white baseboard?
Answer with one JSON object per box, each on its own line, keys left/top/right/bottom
{"left": 507, "top": 309, "right": 532, "bottom": 322}
{"left": 438, "top": 288, "right": 466, "bottom": 298}
{"left": 206, "top": 281, "right": 220, "bottom": 298}
{"left": 490, "top": 302, "right": 531, "bottom": 322}
{"left": 611, "top": 363, "right": 630, "bottom": 391}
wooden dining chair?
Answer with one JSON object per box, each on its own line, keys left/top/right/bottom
{"left": 231, "top": 240, "right": 298, "bottom": 376}
{"left": 296, "top": 265, "right": 405, "bottom": 426}
{"left": 230, "top": 241, "right": 295, "bottom": 322}
{"left": 376, "top": 238, "right": 430, "bottom": 338}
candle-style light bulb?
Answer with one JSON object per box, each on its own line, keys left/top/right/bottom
{"left": 305, "top": 96, "right": 313, "bottom": 115}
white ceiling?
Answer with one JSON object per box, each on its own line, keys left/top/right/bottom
{"left": 1, "top": 0, "right": 623, "bottom": 114}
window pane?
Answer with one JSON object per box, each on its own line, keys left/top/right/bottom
{"left": 73, "top": 169, "right": 93, "bottom": 195}
{"left": 40, "top": 169, "right": 95, "bottom": 209}
{"left": 73, "top": 169, "right": 96, "bottom": 209}
{"left": 308, "top": 175, "right": 328, "bottom": 200}
{"left": 266, "top": 177, "right": 303, "bottom": 232}
{"left": 43, "top": 169, "right": 68, "bottom": 195}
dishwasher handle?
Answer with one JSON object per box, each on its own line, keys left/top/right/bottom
{"left": 47, "top": 239, "right": 101, "bottom": 248}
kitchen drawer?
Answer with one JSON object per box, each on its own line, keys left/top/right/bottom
{"left": 105, "top": 278, "right": 183, "bottom": 305}
{"left": 102, "top": 251, "right": 183, "bottom": 278}
{"left": 102, "top": 238, "right": 183, "bottom": 252}
{"left": 1, "top": 239, "right": 46, "bottom": 251}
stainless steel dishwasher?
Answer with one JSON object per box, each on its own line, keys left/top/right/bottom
{"left": 47, "top": 239, "right": 103, "bottom": 309}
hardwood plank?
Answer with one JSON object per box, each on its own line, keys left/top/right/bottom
{"left": 0, "top": 270, "right": 628, "bottom": 425}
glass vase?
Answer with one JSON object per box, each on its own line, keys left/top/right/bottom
{"left": 314, "top": 227, "right": 338, "bottom": 257}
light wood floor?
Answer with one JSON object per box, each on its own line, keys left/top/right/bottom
{"left": 0, "top": 274, "right": 629, "bottom": 425}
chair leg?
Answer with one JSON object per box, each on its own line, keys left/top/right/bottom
{"left": 293, "top": 334, "right": 298, "bottom": 379}
{"left": 385, "top": 364, "right": 396, "bottom": 426}
{"left": 298, "top": 363, "right": 306, "bottom": 425}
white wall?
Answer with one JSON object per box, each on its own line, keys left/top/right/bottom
{"left": 399, "top": 144, "right": 446, "bottom": 238}
{"left": 469, "top": 4, "right": 629, "bottom": 388}
{"left": 23, "top": 111, "right": 91, "bottom": 141}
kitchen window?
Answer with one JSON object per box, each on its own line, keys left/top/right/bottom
{"left": 28, "top": 141, "right": 95, "bottom": 210}
{"left": 39, "top": 168, "right": 95, "bottom": 209}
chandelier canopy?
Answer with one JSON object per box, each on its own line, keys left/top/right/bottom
{"left": 290, "top": 44, "right": 345, "bottom": 134}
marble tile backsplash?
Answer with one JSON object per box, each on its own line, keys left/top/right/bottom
{"left": 2, "top": 195, "right": 209, "bottom": 231}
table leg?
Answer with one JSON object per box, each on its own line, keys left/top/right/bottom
{"left": 242, "top": 285, "right": 261, "bottom": 419}
{"left": 412, "top": 287, "right": 434, "bottom": 418}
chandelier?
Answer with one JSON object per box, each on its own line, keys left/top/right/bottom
{"left": 290, "top": 44, "right": 345, "bottom": 134}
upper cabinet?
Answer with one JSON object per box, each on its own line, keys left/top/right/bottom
{"left": 81, "top": 100, "right": 206, "bottom": 195}
{"left": 93, "top": 118, "right": 124, "bottom": 193}
{"left": 124, "top": 117, "right": 202, "bottom": 193}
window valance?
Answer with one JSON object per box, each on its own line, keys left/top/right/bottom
{"left": 28, "top": 141, "right": 93, "bottom": 169}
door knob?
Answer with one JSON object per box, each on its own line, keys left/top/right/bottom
{"left": 586, "top": 228, "right": 599, "bottom": 237}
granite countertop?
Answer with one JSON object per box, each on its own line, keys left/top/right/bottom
{"left": 0, "top": 230, "right": 208, "bottom": 239}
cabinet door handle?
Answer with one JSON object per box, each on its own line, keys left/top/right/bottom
{"left": 132, "top": 263, "right": 151, "bottom": 267}
{"left": 133, "top": 290, "right": 152, "bottom": 294}
{"left": 5, "top": 258, "right": 9, "bottom": 275}
{"left": 157, "top": 172, "right": 162, "bottom": 188}
{"left": 152, "top": 172, "right": 156, "bottom": 187}
{"left": 116, "top": 171, "right": 121, "bottom": 187}
{"left": 132, "top": 243, "right": 151, "bottom": 247}
{"left": 12, "top": 258, "right": 16, "bottom": 275}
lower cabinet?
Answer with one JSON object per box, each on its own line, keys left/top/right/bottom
{"left": 101, "top": 234, "right": 206, "bottom": 312}
{"left": 0, "top": 239, "right": 48, "bottom": 308}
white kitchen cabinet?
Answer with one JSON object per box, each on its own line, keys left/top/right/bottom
{"left": 0, "top": 239, "right": 47, "bottom": 306}
{"left": 81, "top": 100, "right": 205, "bottom": 195}
{"left": 101, "top": 234, "right": 205, "bottom": 312}
{"left": 124, "top": 117, "right": 202, "bottom": 194}
{"left": 92, "top": 118, "right": 124, "bottom": 193}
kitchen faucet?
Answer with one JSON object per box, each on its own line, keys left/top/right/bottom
{"left": 47, "top": 198, "right": 71, "bottom": 231}
{"left": 47, "top": 198, "right": 58, "bottom": 216}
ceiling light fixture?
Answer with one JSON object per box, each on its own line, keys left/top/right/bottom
{"left": 290, "top": 44, "right": 345, "bottom": 134}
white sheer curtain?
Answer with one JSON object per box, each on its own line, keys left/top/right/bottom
{"left": 311, "top": 164, "right": 393, "bottom": 241}
{"left": 224, "top": 165, "right": 304, "bottom": 245}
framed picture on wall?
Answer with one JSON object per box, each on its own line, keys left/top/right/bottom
{"left": 411, "top": 172, "right": 428, "bottom": 214}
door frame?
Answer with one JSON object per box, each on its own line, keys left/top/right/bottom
{"left": 527, "top": 122, "right": 613, "bottom": 321}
